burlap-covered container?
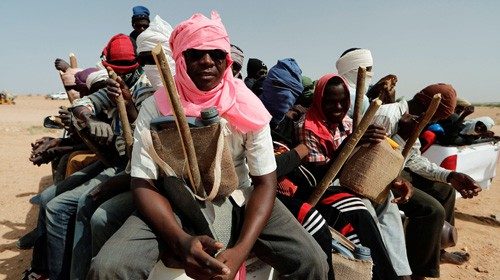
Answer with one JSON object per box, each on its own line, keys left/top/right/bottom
{"left": 330, "top": 227, "right": 373, "bottom": 280}
{"left": 339, "top": 139, "right": 404, "bottom": 204}
{"left": 150, "top": 121, "right": 238, "bottom": 200}
{"left": 332, "top": 253, "right": 373, "bottom": 280}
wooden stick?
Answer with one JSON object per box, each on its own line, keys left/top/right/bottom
{"left": 151, "top": 44, "right": 203, "bottom": 196}
{"left": 401, "top": 94, "right": 442, "bottom": 158}
{"left": 307, "top": 99, "right": 382, "bottom": 207}
{"left": 69, "top": 53, "right": 78, "bottom": 68}
{"left": 106, "top": 68, "right": 134, "bottom": 158}
{"left": 353, "top": 66, "right": 367, "bottom": 129}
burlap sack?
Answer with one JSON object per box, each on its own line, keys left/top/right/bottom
{"left": 339, "top": 139, "right": 404, "bottom": 204}
{"left": 150, "top": 121, "right": 238, "bottom": 200}
{"left": 332, "top": 253, "right": 373, "bottom": 280}
{"left": 330, "top": 227, "right": 373, "bottom": 280}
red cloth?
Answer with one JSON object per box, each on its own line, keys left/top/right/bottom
{"left": 154, "top": 12, "right": 270, "bottom": 133}
{"left": 101, "top": 34, "right": 139, "bottom": 74}
{"left": 302, "top": 73, "right": 351, "bottom": 157}
{"left": 414, "top": 83, "right": 457, "bottom": 120}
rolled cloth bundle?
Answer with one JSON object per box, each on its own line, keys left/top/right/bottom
{"left": 85, "top": 69, "right": 108, "bottom": 90}
{"left": 75, "top": 68, "right": 98, "bottom": 87}
{"left": 414, "top": 83, "right": 457, "bottom": 120}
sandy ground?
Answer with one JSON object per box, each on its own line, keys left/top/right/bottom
{"left": 0, "top": 96, "right": 499, "bottom": 279}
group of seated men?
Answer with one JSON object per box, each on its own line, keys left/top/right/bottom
{"left": 22, "top": 5, "right": 484, "bottom": 280}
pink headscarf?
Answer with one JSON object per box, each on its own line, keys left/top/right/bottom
{"left": 154, "top": 11, "right": 271, "bottom": 133}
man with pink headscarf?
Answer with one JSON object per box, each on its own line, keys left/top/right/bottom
{"left": 88, "top": 12, "right": 329, "bottom": 280}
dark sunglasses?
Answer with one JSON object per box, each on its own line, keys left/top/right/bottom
{"left": 183, "top": 49, "right": 227, "bottom": 61}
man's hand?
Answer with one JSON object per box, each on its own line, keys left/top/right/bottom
{"left": 447, "top": 172, "right": 481, "bottom": 199}
{"left": 390, "top": 177, "right": 414, "bottom": 204}
{"left": 212, "top": 247, "right": 247, "bottom": 280}
{"left": 30, "top": 137, "right": 60, "bottom": 159}
{"left": 359, "top": 124, "right": 386, "bottom": 145}
{"left": 106, "top": 75, "right": 132, "bottom": 101}
{"left": 31, "top": 137, "right": 55, "bottom": 151}
{"left": 54, "top": 58, "right": 70, "bottom": 72}
{"left": 463, "top": 105, "right": 475, "bottom": 116}
{"left": 396, "top": 113, "right": 422, "bottom": 141}
{"left": 176, "top": 235, "right": 230, "bottom": 279}
{"left": 30, "top": 146, "right": 72, "bottom": 166}
{"left": 85, "top": 116, "right": 114, "bottom": 145}
{"left": 58, "top": 106, "right": 72, "bottom": 129}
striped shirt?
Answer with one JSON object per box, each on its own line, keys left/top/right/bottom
{"left": 372, "top": 99, "right": 451, "bottom": 183}
{"left": 72, "top": 74, "right": 154, "bottom": 156}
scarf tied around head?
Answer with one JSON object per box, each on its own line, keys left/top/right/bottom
{"left": 154, "top": 11, "right": 271, "bottom": 133}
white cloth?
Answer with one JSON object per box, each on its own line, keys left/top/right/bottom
{"left": 346, "top": 84, "right": 370, "bottom": 119}
{"left": 372, "top": 99, "right": 451, "bottom": 183}
{"left": 336, "top": 49, "right": 373, "bottom": 89}
{"left": 131, "top": 96, "right": 277, "bottom": 205}
{"left": 85, "top": 69, "right": 108, "bottom": 89}
{"left": 136, "top": 15, "right": 176, "bottom": 87}
{"left": 461, "top": 117, "right": 495, "bottom": 135}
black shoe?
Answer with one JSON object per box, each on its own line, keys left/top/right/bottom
{"left": 16, "top": 229, "right": 39, "bottom": 250}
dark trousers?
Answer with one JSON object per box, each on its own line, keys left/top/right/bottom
{"left": 399, "top": 170, "right": 456, "bottom": 277}
{"left": 87, "top": 199, "right": 329, "bottom": 280}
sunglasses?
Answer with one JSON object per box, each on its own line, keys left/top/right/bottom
{"left": 183, "top": 49, "right": 227, "bottom": 61}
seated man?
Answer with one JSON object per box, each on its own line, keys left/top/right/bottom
{"left": 296, "top": 73, "right": 407, "bottom": 280}
{"left": 88, "top": 12, "right": 328, "bottom": 280}
{"left": 372, "top": 83, "right": 482, "bottom": 279}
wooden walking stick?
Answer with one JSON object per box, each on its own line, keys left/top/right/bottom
{"left": 307, "top": 99, "right": 382, "bottom": 207}
{"left": 105, "top": 68, "right": 134, "bottom": 158}
{"left": 401, "top": 94, "right": 442, "bottom": 158}
{"left": 352, "top": 66, "right": 367, "bottom": 129}
{"left": 69, "top": 53, "right": 78, "bottom": 68}
{"left": 151, "top": 44, "right": 203, "bottom": 196}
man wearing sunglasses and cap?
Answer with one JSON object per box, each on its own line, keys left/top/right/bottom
{"left": 88, "top": 11, "right": 329, "bottom": 280}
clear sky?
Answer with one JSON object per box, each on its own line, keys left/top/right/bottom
{"left": 0, "top": 1, "right": 498, "bottom": 102}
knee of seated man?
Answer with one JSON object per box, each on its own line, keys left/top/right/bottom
{"left": 426, "top": 198, "right": 446, "bottom": 221}
{"left": 90, "top": 207, "right": 107, "bottom": 232}
{"left": 45, "top": 198, "right": 67, "bottom": 219}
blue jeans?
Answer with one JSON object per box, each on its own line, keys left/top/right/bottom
{"left": 30, "top": 161, "right": 106, "bottom": 272}
{"left": 45, "top": 165, "right": 120, "bottom": 279}
{"left": 363, "top": 192, "right": 412, "bottom": 276}
{"left": 90, "top": 190, "right": 135, "bottom": 256}
{"left": 70, "top": 186, "right": 134, "bottom": 279}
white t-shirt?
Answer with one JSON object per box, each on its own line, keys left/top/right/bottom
{"left": 130, "top": 96, "right": 277, "bottom": 205}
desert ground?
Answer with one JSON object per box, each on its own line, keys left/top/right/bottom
{"left": 0, "top": 95, "right": 499, "bottom": 279}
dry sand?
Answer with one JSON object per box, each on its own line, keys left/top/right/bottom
{"left": 0, "top": 96, "right": 499, "bottom": 279}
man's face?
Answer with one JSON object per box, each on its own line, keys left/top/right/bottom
{"left": 321, "top": 80, "right": 350, "bottom": 124}
{"left": 133, "top": 19, "right": 150, "bottom": 34}
{"left": 184, "top": 49, "right": 228, "bottom": 91}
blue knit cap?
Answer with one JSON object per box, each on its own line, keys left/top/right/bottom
{"left": 132, "top": 6, "right": 150, "bottom": 20}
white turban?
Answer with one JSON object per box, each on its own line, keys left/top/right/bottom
{"left": 136, "top": 15, "right": 175, "bottom": 89}
{"left": 335, "top": 49, "right": 373, "bottom": 88}
{"left": 86, "top": 69, "right": 108, "bottom": 89}
{"left": 461, "top": 117, "right": 495, "bottom": 135}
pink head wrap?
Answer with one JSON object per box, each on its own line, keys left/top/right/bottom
{"left": 154, "top": 11, "right": 271, "bottom": 133}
